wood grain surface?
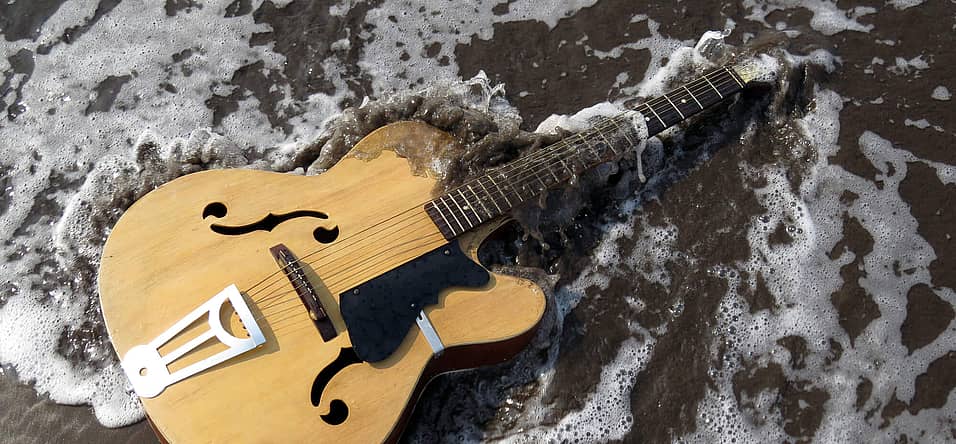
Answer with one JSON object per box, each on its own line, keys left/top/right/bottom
{"left": 97, "top": 121, "right": 546, "bottom": 443}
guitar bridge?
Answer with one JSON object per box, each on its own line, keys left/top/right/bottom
{"left": 269, "top": 243, "right": 338, "bottom": 341}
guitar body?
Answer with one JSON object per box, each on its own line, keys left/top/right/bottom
{"left": 98, "top": 121, "right": 546, "bottom": 443}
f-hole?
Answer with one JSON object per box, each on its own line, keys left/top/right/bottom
{"left": 202, "top": 202, "right": 227, "bottom": 219}
{"left": 202, "top": 202, "right": 339, "bottom": 243}
{"left": 312, "top": 347, "right": 362, "bottom": 425}
{"left": 314, "top": 226, "right": 339, "bottom": 244}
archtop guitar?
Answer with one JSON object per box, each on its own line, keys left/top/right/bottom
{"left": 98, "top": 62, "right": 763, "bottom": 443}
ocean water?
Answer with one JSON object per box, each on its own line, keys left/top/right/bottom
{"left": 0, "top": 1, "right": 954, "bottom": 442}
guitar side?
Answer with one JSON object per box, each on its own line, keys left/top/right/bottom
{"left": 97, "top": 121, "right": 546, "bottom": 443}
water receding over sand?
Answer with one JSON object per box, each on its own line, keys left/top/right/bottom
{"left": 0, "top": 1, "right": 954, "bottom": 443}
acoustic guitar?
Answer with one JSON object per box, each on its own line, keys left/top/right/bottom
{"left": 98, "top": 61, "right": 763, "bottom": 443}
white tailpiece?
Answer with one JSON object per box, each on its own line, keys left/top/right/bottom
{"left": 121, "top": 284, "right": 266, "bottom": 398}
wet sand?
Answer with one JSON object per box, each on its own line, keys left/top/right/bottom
{"left": 2, "top": 0, "right": 954, "bottom": 443}
{"left": 0, "top": 370, "right": 155, "bottom": 444}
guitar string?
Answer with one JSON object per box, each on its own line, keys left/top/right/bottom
{"left": 246, "top": 73, "right": 740, "bottom": 321}
{"left": 246, "top": 84, "right": 740, "bottom": 332}
{"left": 257, "top": 113, "right": 635, "bottom": 301}
{"left": 245, "top": 73, "right": 740, "bottom": 322}
{"left": 243, "top": 69, "right": 737, "bottom": 301}
{"left": 241, "top": 73, "right": 733, "bottom": 318}
{"left": 250, "top": 117, "right": 628, "bottom": 313}
{"left": 254, "top": 230, "right": 445, "bottom": 313}
{"left": 243, "top": 205, "right": 426, "bottom": 299}
{"left": 256, "top": 79, "right": 742, "bottom": 331}
{"left": 245, "top": 70, "right": 739, "bottom": 301}
{"left": 256, "top": 232, "right": 449, "bottom": 326}
{"left": 249, "top": 207, "right": 431, "bottom": 304}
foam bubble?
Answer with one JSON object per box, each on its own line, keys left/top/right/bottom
{"left": 3, "top": 2, "right": 953, "bottom": 440}
{"left": 355, "top": 0, "right": 600, "bottom": 95}
{"left": 737, "top": 53, "right": 782, "bottom": 84}
{"left": 686, "top": 66, "right": 956, "bottom": 442}
{"left": 931, "top": 86, "right": 951, "bottom": 101}
{"left": 742, "top": 0, "right": 874, "bottom": 36}
{"left": 0, "top": 1, "right": 313, "bottom": 426}
{"left": 889, "top": 55, "right": 931, "bottom": 76}
{"left": 888, "top": 0, "right": 926, "bottom": 10}
{"left": 500, "top": 338, "right": 654, "bottom": 443}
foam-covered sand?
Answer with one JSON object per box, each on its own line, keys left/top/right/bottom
{"left": 1, "top": 1, "right": 953, "bottom": 442}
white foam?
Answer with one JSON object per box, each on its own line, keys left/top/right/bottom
{"left": 3, "top": 2, "right": 953, "bottom": 441}
{"left": 788, "top": 48, "right": 843, "bottom": 74}
{"left": 355, "top": 0, "right": 600, "bottom": 95}
{"left": 536, "top": 102, "right": 627, "bottom": 134}
{"left": 888, "top": 0, "right": 926, "bottom": 10}
{"left": 739, "top": 53, "right": 783, "bottom": 83}
{"left": 0, "top": 1, "right": 327, "bottom": 426}
{"left": 499, "top": 338, "right": 654, "bottom": 444}
{"left": 889, "top": 55, "right": 931, "bottom": 76}
{"left": 485, "top": 209, "right": 678, "bottom": 442}
{"left": 624, "top": 110, "right": 650, "bottom": 182}
{"left": 743, "top": 0, "right": 874, "bottom": 36}
{"left": 931, "top": 85, "right": 951, "bottom": 101}
{"left": 580, "top": 15, "right": 691, "bottom": 98}
{"left": 687, "top": 72, "right": 956, "bottom": 442}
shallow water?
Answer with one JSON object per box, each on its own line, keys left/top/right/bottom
{"left": 1, "top": 1, "right": 954, "bottom": 443}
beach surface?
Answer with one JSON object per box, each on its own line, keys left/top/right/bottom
{"left": 1, "top": 0, "right": 954, "bottom": 442}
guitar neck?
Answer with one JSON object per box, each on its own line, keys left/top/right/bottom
{"left": 425, "top": 65, "right": 750, "bottom": 240}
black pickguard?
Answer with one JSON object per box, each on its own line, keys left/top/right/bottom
{"left": 339, "top": 242, "right": 489, "bottom": 363}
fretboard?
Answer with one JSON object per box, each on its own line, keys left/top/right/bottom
{"left": 425, "top": 65, "right": 748, "bottom": 240}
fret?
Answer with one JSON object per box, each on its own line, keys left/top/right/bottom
{"left": 476, "top": 178, "right": 504, "bottom": 213}
{"left": 611, "top": 116, "right": 636, "bottom": 145}
{"left": 528, "top": 164, "right": 548, "bottom": 190}
{"left": 674, "top": 88, "right": 703, "bottom": 120}
{"left": 557, "top": 157, "right": 573, "bottom": 177}
{"left": 574, "top": 133, "right": 592, "bottom": 147}
{"left": 703, "top": 74, "right": 723, "bottom": 98}
{"left": 580, "top": 145, "right": 600, "bottom": 167}
{"left": 570, "top": 149, "right": 590, "bottom": 172}
{"left": 429, "top": 202, "right": 454, "bottom": 234}
{"left": 663, "top": 93, "right": 685, "bottom": 119}
{"left": 466, "top": 184, "right": 493, "bottom": 218}
{"left": 655, "top": 99, "right": 682, "bottom": 124}
{"left": 684, "top": 85, "right": 703, "bottom": 109}
{"left": 594, "top": 127, "right": 620, "bottom": 156}
{"left": 455, "top": 189, "right": 478, "bottom": 225}
{"left": 425, "top": 202, "right": 452, "bottom": 239}
{"left": 438, "top": 196, "right": 466, "bottom": 234}
{"left": 643, "top": 102, "right": 666, "bottom": 127}
{"left": 488, "top": 173, "right": 514, "bottom": 206}
{"left": 545, "top": 159, "right": 561, "bottom": 182}
{"left": 574, "top": 134, "right": 602, "bottom": 164}
{"left": 504, "top": 170, "right": 530, "bottom": 202}
{"left": 566, "top": 140, "right": 585, "bottom": 166}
